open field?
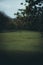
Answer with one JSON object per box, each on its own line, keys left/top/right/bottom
{"left": 0, "top": 31, "right": 43, "bottom": 52}
{"left": 0, "top": 31, "right": 43, "bottom": 65}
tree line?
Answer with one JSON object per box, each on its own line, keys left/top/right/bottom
{"left": 0, "top": 0, "right": 43, "bottom": 32}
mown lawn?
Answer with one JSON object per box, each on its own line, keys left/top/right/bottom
{"left": 0, "top": 31, "right": 43, "bottom": 52}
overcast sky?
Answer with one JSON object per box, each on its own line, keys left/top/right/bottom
{"left": 0, "top": 0, "right": 25, "bottom": 18}
{"left": 0, "top": 0, "right": 43, "bottom": 18}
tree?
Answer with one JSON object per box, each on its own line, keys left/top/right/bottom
{"left": 25, "top": 0, "right": 43, "bottom": 47}
{"left": 15, "top": 0, "right": 43, "bottom": 31}
{"left": 0, "top": 12, "right": 10, "bottom": 32}
{"left": 14, "top": 0, "right": 43, "bottom": 48}
{"left": 0, "top": 11, "right": 13, "bottom": 32}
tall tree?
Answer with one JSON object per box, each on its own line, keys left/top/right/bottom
{"left": 0, "top": 11, "right": 12, "bottom": 32}
{"left": 19, "top": 0, "right": 43, "bottom": 47}
{"left": 17, "top": 0, "right": 43, "bottom": 31}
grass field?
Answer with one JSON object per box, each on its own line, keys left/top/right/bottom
{"left": 0, "top": 31, "right": 43, "bottom": 52}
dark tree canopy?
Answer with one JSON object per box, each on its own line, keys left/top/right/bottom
{"left": 0, "top": 11, "right": 12, "bottom": 32}
{"left": 14, "top": 0, "right": 43, "bottom": 31}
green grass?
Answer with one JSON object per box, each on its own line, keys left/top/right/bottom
{"left": 0, "top": 31, "right": 43, "bottom": 52}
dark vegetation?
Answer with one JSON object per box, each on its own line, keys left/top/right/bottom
{"left": 0, "top": 0, "right": 43, "bottom": 32}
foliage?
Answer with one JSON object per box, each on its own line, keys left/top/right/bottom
{"left": 0, "top": 12, "right": 11, "bottom": 32}
{"left": 14, "top": 0, "right": 43, "bottom": 31}
{"left": 0, "top": 0, "right": 43, "bottom": 32}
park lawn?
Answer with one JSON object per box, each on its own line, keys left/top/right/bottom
{"left": 0, "top": 31, "right": 43, "bottom": 52}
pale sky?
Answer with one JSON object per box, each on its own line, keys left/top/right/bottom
{"left": 0, "top": 0, "right": 43, "bottom": 18}
{"left": 0, "top": 0, "right": 25, "bottom": 18}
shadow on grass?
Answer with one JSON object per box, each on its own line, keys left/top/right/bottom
{"left": 0, "top": 50, "right": 43, "bottom": 65}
